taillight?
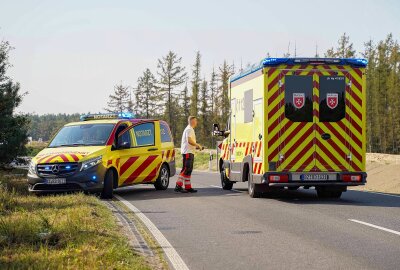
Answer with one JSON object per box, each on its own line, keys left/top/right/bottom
{"left": 269, "top": 174, "right": 289, "bottom": 183}
{"left": 342, "top": 174, "right": 362, "bottom": 182}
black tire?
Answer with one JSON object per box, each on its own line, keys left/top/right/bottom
{"left": 221, "top": 167, "right": 233, "bottom": 190}
{"left": 101, "top": 170, "right": 114, "bottom": 199}
{"left": 154, "top": 164, "right": 169, "bottom": 190}
{"left": 316, "top": 188, "right": 342, "bottom": 199}
{"left": 248, "top": 169, "right": 262, "bottom": 198}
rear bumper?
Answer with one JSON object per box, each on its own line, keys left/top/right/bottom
{"left": 257, "top": 171, "right": 367, "bottom": 187}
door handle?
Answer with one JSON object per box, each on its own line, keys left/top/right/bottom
{"left": 321, "top": 133, "right": 331, "bottom": 140}
{"left": 147, "top": 148, "right": 159, "bottom": 151}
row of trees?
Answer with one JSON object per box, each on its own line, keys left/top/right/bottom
{"left": 106, "top": 51, "right": 234, "bottom": 146}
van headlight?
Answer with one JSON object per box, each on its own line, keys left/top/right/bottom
{"left": 80, "top": 156, "right": 102, "bottom": 171}
{"left": 28, "top": 160, "right": 37, "bottom": 176}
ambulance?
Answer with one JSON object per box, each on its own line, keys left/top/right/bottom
{"left": 27, "top": 113, "right": 176, "bottom": 198}
{"left": 213, "top": 58, "right": 367, "bottom": 198}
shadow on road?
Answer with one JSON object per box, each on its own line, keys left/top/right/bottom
{"left": 114, "top": 185, "right": 400, "bottom": 208}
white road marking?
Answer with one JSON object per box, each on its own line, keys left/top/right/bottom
{"left": 210, "top": 185, "right": 242, "bottom": 193}
{"left": 349, "top": 219, "right": 400, "bottom": 236}
{"left": 114, "top": 195, "right": 189, "bottom": 270}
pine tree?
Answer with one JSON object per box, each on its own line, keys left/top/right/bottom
{"left": 136, "top": 68, "right": 159, "bottom": 118}
{"left": 190, "top": 51, "right": 201, "bottom": 117}
{"left": 181, "top": 83, "right": 190, "bottom": 122}
{"left": 209, "top": 68, "right": 218, "bottom": 124}
{"left": 218, "top": 60, "right": 234, "bottom": 125}
{"left": 105, "top": 83, "right": 132, "bottom": 113}
{"left": 0, "top": 40, "right": 29, "bottom": 166}
{"left": 325, "top": 33, "right": 356, "bottom": 58}
{"left": 199, "top": 78, "right": 210, "bottom": 146}
{"left": 157, "top": 51, "right": 187, "bottom": 138}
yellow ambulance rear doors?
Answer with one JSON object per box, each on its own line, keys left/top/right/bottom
{"left": 268, "top": 65, "right": 362, "bottom": 173}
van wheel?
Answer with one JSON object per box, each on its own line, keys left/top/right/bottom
{"left": 248, "top": 170, "right": 262, "bottom": 198}
{"left": 316, "top": 188, "right": 342, "bottom": 199}
{"left": 101, "top": 170, "right": 114, "bottom": 199}
{"left": 154, "top": 164, "right": 169, "bottom": 190}
{"left": 221, "top": 167, "right": 233, "bottom": 190}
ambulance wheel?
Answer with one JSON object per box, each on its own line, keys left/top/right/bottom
{"left": 248, "top": 171, "right": 262, "bottom": 198}
{"left": 101, "top": 170, "right": 114, "bottom": 199}
{"left": 221, "top": 169, "right": 233, "bottom": 190}
{"left": 154, "top": 164, "right": 169, "bottom": 190}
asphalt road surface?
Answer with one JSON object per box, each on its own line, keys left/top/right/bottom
{"left": 115, "top": 171, "right": 400, "bottom": 270}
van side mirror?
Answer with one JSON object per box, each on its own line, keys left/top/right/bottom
{"left": 212, "top": 123, "right": 230, "bottom": 138}
{"left": 118, "top": 141, "right": 131, "bottom": 149}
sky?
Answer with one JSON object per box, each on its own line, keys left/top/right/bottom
{"left": 1, "top": 0, "right": 400, "bottom": 115}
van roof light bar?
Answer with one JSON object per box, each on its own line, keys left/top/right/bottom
{"left": 80, "top": 112, "right": 135, "bottom": 121}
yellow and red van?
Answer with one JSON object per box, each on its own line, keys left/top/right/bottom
{"left": 28, "top": 113, "right": 176, "bottom": 198}
{"left": 214, "top": 58, "right": 367, "bottom": 198}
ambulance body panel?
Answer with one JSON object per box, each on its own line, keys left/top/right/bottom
{"left": 28, "top": 114, "right": 176, "bottom": 196}
{"left": 217, "top": 58, "right": 367, "bottom": 198}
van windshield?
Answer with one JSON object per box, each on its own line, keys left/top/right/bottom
{"left": 48, "top": 124, "right": 115, "bottom": 147}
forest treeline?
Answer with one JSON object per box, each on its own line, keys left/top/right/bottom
{"left": 27, "top": 33, "right": 400, "bottom": 153}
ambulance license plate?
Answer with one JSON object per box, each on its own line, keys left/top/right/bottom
{"left": 46, "top": 178, "right": 66, "bottom": 185}
{"left": 301, "top": 174, "right": 329, "bottom": 181}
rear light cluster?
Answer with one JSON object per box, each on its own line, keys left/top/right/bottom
{"left": 342, "top": 174, "right": 362, "bottom": 182}
{"left": 268, "top": 174, "right": 289, "bottom": 183}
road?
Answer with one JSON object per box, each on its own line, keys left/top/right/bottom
{"left": 115, "top": 171, "right": 400, "bottom": 270}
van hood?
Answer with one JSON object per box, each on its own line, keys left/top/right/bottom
{"left": 33, "top": 146, "right": 106, "bottom": 164}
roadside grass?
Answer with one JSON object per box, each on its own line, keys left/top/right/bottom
{"left": 0, "top": 170, "right": 151, "bottom": 270}
{"left": 174, "top": 148, "right": 218, "bottom": 171}
{"left": 26, "top": 141, "right": 47, "bottom": 157}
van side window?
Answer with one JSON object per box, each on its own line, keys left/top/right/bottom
{"left": 132, "top": 122, "right": 155, "bottom": 147}
{"left": 284, "top": 75, "right": 313, "bottom": 122}
{"left": 160, "top": 122, "right": 172, "bottom": 143}
{"left": 319, "top": 76, "right": 345, "bottom": 122}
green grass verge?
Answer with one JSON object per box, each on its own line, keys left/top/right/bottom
{"left": 0, "top": 170, "right": 151, "bottom": 270}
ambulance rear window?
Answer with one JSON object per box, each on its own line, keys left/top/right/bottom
{"left": 284, "top": 75, "right": 313, "bottom": 122}
{"left": 319, "top": 76, "right": 345, "bottom": 122}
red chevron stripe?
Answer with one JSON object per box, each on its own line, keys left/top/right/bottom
{"left": 125, "top": 155, "right": 158, "bottom": 184}
{"left": 257, "top": 141, "right": 262, "bottom": 157}
{"left": 278, "top": 130, "right": 314, "bottom": 170}
{"left": 116, "top": 158, "right": 120, "bottom": 168}
{"left": 336, "top": 121, "right": 362, "bottom": 149}
{"left": 267, "top": 99, "right": 285, "bottom": 120}
{"left": 120, "top": 156, "right": 139, "bottom": 176}
{"left": 296, "top": 153, "right": 315, "bottom": 172}
{"left": 59, "top": 154, "right": 69, "bottom": 162}
{"left": 346, "top": 97, "right": 362, "bottom": 120}
{"left": 345, "top": 113, "right": 362, "bottom": 134}
{"left": 315, "top": 135, "right": 347, "bottom": 171}
{"left": 348, "top": 87, "right": 362, "bottom": 107}
{"left": 268, "top": 122, "right": 307, "bottom": 161}
{"left": 142, "top": 162, "right": 161, "bottom": 182}
{"left": 107, "top": 160, "right": 112, "bottom": 166}
{"left": 267, "top": 68, "right": 276, "bottom": 77}
{"left": 37, "top": 155, "right": 51, "bottom": 164}
{"left": 315, "top": 152, "right": 334, "bottom": 172}
{"left": 268, "top": 118, "right": 291, "bottom": 148}
{"left": 70, "top": 154, "right": 79, "bottom": 161}
{"left": 44, "top": 155, "right": 58, "bottom": 163}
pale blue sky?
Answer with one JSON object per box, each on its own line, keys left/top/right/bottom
{"left": 1, "top": 0, "right": 399, "bottom": 114}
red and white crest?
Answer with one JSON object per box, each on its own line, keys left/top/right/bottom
{"left": 293, "top": 93, "right": 305, "bottom": 109}
{"left": 327, "top": 93, "right": 338, "bottom": 109}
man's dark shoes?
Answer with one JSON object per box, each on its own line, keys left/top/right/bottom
{"left": 186, "top": 188, "right": 198, "bottom": 193}
{"left": 174, "top": 185, "right": 183, "bottom": 192}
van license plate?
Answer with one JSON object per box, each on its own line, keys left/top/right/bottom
{"left": 301, "top": 174, "right": 329, "bottom": 181}
{"left": 46, "top": 178, "right": 66, "bottom": 185}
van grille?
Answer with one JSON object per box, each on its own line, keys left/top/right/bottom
{"left": 37, "top": 163, "right": 79, "bottom": 177}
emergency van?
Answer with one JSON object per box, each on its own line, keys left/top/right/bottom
{"left": 213, "top": 58, "right": 367, "bottom": 198}
{"left": 27, "top": 113, "right": 176, "bottom": 198}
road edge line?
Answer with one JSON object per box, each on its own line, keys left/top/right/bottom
{"left": 349, "top": 219, "right": 400, "bottom": 236}
{"left": 114, "top": 194, "right": 190, "bottom": 270}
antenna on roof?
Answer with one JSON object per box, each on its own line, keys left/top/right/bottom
{"left": 315, "top": 42, "right": 319, "bottom": 58}
{"left": 294, "top": 41, "right": 297, "bottom": 57}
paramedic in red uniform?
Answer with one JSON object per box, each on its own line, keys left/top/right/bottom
{"left": 175, "top": 116, "right": 203, "bottom": 193}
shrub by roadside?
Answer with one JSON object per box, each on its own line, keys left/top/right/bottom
{"left": 0, "top": 170, "right": 151, "bottom": 270}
